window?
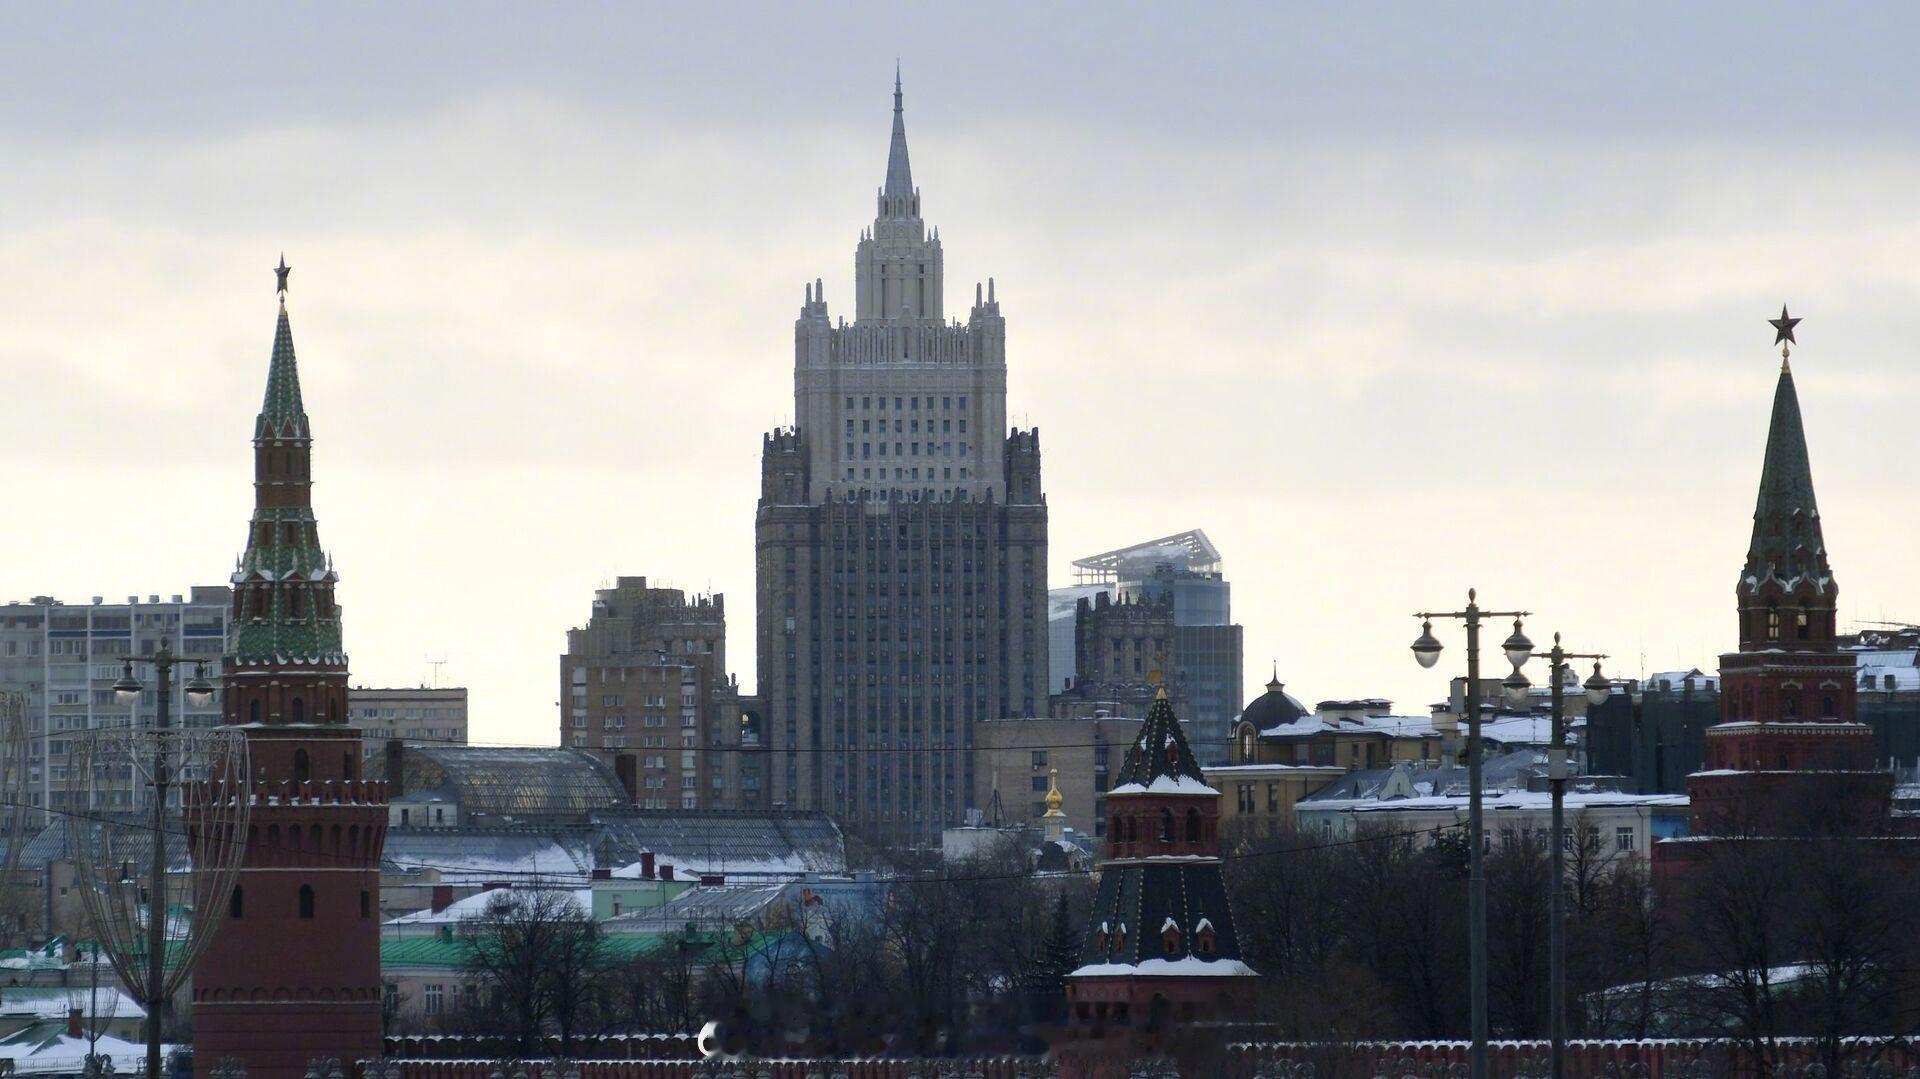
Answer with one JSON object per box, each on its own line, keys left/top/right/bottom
{"left": 424, "top": 983, "right": 444, "bottom": 1015}
{"left": 1767, "top": 606, "right": 1781, "bottom": 642}
{"left": 298, "top": 883, "right": 315, "bottom": 918}
{"left": 1031, "top": 751, "right": 1048, "bottom": 767}
{"left": 229, "top": 885, "right": 243, "bottom": 919}
{"left": 1615, "top": 826, "right": 1634, "bottom": 853}
{"left": 1031, "top": 776, "right": 1049, "bottom": 792}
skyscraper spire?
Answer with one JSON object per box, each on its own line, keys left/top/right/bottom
{"left": 882, "top": 65, "right": 914, "bottom": 208}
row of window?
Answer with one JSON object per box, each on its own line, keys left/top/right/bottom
{"left": 848, "top": 417, "right": 967, "bottom": 435}
{"left": 228, "top": 883, "right": 371, "bottom": 920}
{"left": 847, "top": 440, "right": 969, "bottom": 459}
{"left": 845, "top": 395, "right": 968, "bottom": 412}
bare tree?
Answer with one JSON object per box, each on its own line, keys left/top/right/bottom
{"left": 458, "top": 887, "right": 607, "bottom": 1056}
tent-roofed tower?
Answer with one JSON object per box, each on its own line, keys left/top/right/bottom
{"left": 1675, "top": 309, "right": 1889, "bottom": 845}
{"left": 192, "top": 262, "right": 388, "bottom": 1079}
{"left": 1055, "top": 689, "right": 1255, "bottom": 1065}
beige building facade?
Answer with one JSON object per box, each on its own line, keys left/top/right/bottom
{"left": 562, "top": 576, "right": 745, "bottom": 810}
{"left": 973, "top": 714, "right": 1142, "bottom": 840}
{"left": 349, "top": 686, "right": 468, "bottom": 752}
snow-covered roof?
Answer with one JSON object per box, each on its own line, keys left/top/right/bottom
{"left": 1254, "top": 712, "right": 1440, "bottom": 741}
{"left": 1107, "top": 774, "right": 1219, "bottom": 797}
{"left": 601, "top": 883, "right": 789, "bottom": 929}
{"left": 1302, "top": 789, "right": 1688, "bottom": 814}
{"left": 1069, "top": 957, "right": 1257, "bottom": 978}
{"left": 1854, "top": 648, "right": 1920, "bottom": 691}
{"left": 1476, "top": 713, "right": 1582, "bottom": 747}
{"left": 385, "top": 887, "right": 591, "bottom": 926}
{"left": 1643, "top": 669, "right": 1719, "bottom": 692}
{"left": 0, "top": 988, "right": 143, "bottom": 1023}
{"left": 0, "top": 1030, "right": 160, "bottom": 1076}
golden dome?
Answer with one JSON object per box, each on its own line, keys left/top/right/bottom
{"left": 1044, "top": 767, "right": 1064, "bottom": 815}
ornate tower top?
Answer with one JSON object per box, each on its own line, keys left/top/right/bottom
{"left": 226, "top": 260, "right": 346, "bottom": 703}
{"left": 1742, "top": 358, "right": 1829, "bottom": 594}
{"left": 1737, "top": 306, "right": 1837, "bottom": 658}
{"left": 1107, "top": 691, "right": 1216, "bottom": 797}
{"left": 258, "top": 289, "right": 310, "bottom": 440}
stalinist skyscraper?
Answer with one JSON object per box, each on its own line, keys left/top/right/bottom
{"left": 756, "top": 74, "right": 1049, "bottom": 846}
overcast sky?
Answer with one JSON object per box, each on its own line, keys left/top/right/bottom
{"left": 8, "top": 4, "right": 1920, "bottom": 746}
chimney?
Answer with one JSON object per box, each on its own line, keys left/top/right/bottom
{"left": 591, "top": 867, "right": 611, "bottom": 881}
{"left": 385, "top": 740, "right": 405, "bottom": 798}
{"left": 659, "top": 864, "right": 674, "bottom": 881}
{"left": 699, "top": 874, "right": 725, "bottom": 886}
{"left": 430, "top": 884, "right": 454, "bottom": 913}
{"left": 640, "top": 851, "right": 655, "bottom": 880}
{"left": 614, "top": 754, "right": 638, "bottom": 803}
{"left": 67, "top": 1007, "right": 81, "bottom": 1039}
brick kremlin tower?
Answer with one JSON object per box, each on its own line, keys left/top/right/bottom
{"left": 1054, "top": 686, "right": 1255, "bottom": 1073}
{"left": 191, "top": 262, "right": 388, "bottom": 1078}
{"left": 1672, "top": 309, "right": 1891, "bottom": 855}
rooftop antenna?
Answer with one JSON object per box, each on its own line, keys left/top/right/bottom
{"left": 425, "top": 654, "right": 448, "bottom": 689}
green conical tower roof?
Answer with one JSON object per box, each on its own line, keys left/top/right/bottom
{"left": 256, "top": 300, "right": 309, "bottom": 440}
{"left": 1108, "top": 692, "right": 1216, "bottom": 795}
{"left": 1742, "top": 364, "right": 1831, "bottom": 592}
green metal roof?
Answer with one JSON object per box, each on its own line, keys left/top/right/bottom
{"left": 380, "top": 929, "right": 800, "bottom": 971}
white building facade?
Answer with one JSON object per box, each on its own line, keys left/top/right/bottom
{"left": 0, "top": 587, "right": 230, "bottom": 816}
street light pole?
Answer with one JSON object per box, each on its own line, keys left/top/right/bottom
{"left": 1533, "top": 635, "right": 1611, "bottom": 1079}
{"left": 1411, "top": 590, "right": 1533, "bottom": 1079}
{"left": 111, "top": 640, "right": 214, "bottom": 1079}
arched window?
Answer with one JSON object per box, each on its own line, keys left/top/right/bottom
{"left": 1159, "top": 809, "right": 1174, "bottom": 843}
{"left": 343, "top": 753, "right": 355, "bottom": 780}
{"left": 293, "top": 749, "right": 310, "bottom": 785}
{"left": 229, "top": 886, "right": 243, "bottom": 919}
{"left": 298, "top": 884, "right": 315, "bottom": 919}
{"left": 1195, "top": 922, "right": 1217, "bottom": 955}
{"left": 291, "top": 697, "right": 305, "bottom": 723}
{"left": 1821, "top": 695, "right": 1835, "bottom": 718}
{"left": 1185, "top": 807, "right": 1201, "bottom": 843}
{"left": 1783, "top": 696, "right": 1797, "bottom": 718}
{"left": 248, "top": 699, "right": 260, "bottom": 724}
{"left": 1767, "top": 606, "right": 1781, "bottom": 642}
{"left": 1162, "top": 927, "right": 1181, "bottom": 956}
{"left": 1796, "top": 609, "right": 1810, "bottom": 640}
{"left": 289, "top": 588, "right": 302, "bottom": 619}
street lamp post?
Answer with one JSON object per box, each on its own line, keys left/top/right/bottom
{"left": 110, "top": 640, "right": 215, "bottom": 1079}
{"left": 1412, "top": 589, "right": 1532, "bottom": 1079}
{"left": 1531, "top": 634, "right": 1611, "bottom": 1079}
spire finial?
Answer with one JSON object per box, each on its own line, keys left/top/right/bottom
{"left": 1770, "top": 304, "right": 1801, "bottom": 372}
{"left": 275, "top": 254, "right": 291, "bottom": 298}
{"left": 894, "top": 60, "right": 902, "bottom": 111}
